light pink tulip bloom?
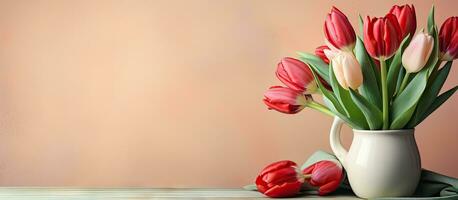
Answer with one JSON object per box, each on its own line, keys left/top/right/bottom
{"left": 402, "top": 32, "right": 434, "bottom": 73}
{"left": 330, "top": 51, "right": 363, "bottom": 90}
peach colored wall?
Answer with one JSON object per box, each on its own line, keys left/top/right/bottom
{"left": 0, "top": 0, "right": 456, "bottom": 187}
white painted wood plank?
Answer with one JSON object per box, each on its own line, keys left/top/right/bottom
{"left": 0, "top": 188, "right": 359, "bottom": 199}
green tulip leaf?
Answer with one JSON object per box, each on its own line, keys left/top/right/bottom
{"left": 358, "top": 14, "right": 364, "bottom": 37}
{"left": 417, "top": 86, "right": 458, "bottom": 125}
{"left": 390, "top": 69, "right": 428, "bottom": 129}
{"left": 387, "top": 35, "right": 410, "bottom": 98}
{"left": 425, "top": 26, "right": 439, "bottom": 77}
{"left": 309, "top": 66, "right": 363, "bottom": 130}
{"left": 396, "top": 67, "right": 406, "bottom": 94}
{"left": 323, "top": 95, "right": 362, "bottom": 129}
{"left": 349, "top": 89, "right": 383, "bottom": 130}
{"left": 243, "top": 184, "right": 257, "bottom": 191}
{"left": 308, "top": 66, "right": 344, "bottom": 114}
{"left": 427, "top": 6, "right": 435, "bottom": 34}
{"left": 328, "top": 63, "right": 369, "bottom": 129}
{"left": 407, "top": 61, "right": 453, "bottom": 127}
{"left": 354, "top": 37, "right": 382, "bottom": 110}
{"left": 297, "top": 52, "right": 330, "bottom": 84}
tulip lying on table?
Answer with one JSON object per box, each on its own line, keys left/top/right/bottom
{"left": 254, "top": 160, "right": 344, "bottom": 198}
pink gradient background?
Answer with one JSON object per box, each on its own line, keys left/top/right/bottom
{"left": 0, "top": 0, "right": 456, "bottom": 187}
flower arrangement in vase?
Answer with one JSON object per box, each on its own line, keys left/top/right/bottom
{"left": 261, "top": 4, "right": 457, "bottom": 199}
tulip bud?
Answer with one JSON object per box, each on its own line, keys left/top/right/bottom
{"left": 302, "top": 160, "right": 344, "bottom": 196}
{"left": 402, "top": 32, "right": 434, "bottom": 73}
{"left": 324, "top": 7, "right": 356, "bottom": 51}
{"left": 263, "top": 86, "right": 311, "bottom": 114}
{"left": 439, "top": 16, "right": 458, "bottom": 61}
{"left": 389, "top": 4, "right": 416, "bottom": 39}
{"left": 315, "top": 45, "right": 330, "bottom": 64}
{"left": 276, "top": 57, "right": 317, "bottom": 93}
{"left": 364, "top": 14, "right": 403, "bottom": 59}
{"left": 330, "top": 51, "right": 363, "bottom": 90}
{"left": 256, "top": 160, "right": 304, "bottom": 198}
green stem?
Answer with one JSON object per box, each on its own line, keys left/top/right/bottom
{"left": 302, "top": 174, "right": 312, "bottom": 180}
{"left": 380, "top": 58, "right": 389, "bottom": 130}
{"left": 398, "top": 72, "right": 410, "bottom": 94}
{"left": 307, "top": 101, "right": 334, "bottom": 117}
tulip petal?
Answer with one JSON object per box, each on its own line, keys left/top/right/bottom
{"left": 364, "top": 14, "right": 403, "bottom": 59}
{"left": 324, "top": 7, "right": 356, "bottom": 51}
{"left": 276, "top": 57, "right": 316, "bottom": 93}
{"left": 439, "top": 17, "right": 458, "bottom": 60}
{"left": 389, "top": 4, "right": 416, "bottom": 39}
{"left": 263, "top": 87, "right": 307, "bottom": 114}
{"left": 302, "top": 160, "right": 344, "bottom": 196}
{"left": 264, "top": 181, "right": 302, "bottom": 198}
{"left": 317, "top": 180, "right": 341, "bottom": 195}
{"left": 342, "top": 54, "right": 363, "bottom": 89}
{"left": 256, "top": 160, "right": 303, "bottom": 198}
{"left": 402, "top": 32, "right": 434, "bottom": 73}
{"left": 332, "top": 57, "right": 348, "bottom": 89}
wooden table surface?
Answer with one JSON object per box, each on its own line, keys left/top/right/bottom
{"left": 0, "top": 188, "right": 359, "bottom": 199}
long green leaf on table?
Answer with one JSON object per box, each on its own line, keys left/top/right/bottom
{"left": 328, "top": 62, "right": 368, "bottom": 129}
{"left": 408, "top": 61, "right": 452, "bottom": 127}
{"left": 349, "top": 89, "right": 382, "bottom": 130}
{"left": 390, "top": 69, "right": 428, "bottom": 129}
{"left": 354, "top": 37, "right": 382, "bottom": 110}
{"left": 387, "top": 35, "right": 410, "bottom": 99}
{"left": 297, "top": 52, "right": 330, "bottom": 84}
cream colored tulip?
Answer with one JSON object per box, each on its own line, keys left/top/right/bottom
{"left": 402, "top": 32, "right": 434, "bottom": 73}
{"left": 331, "top": 51, "right": 363, "bottom": 90}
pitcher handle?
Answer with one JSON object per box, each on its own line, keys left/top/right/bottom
{"left": 330, "top": 117, "right": 348, "bottom": 165}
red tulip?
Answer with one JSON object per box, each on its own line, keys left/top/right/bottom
{"left": 364, "top": 14, "right": 403, "bottom": 59}
{"left": 324, "top": 7, "right": 356, "bottom": 51}
{"left": 315, "top": 45, "right": 330, "bottom": 64}
{"left": 389, "top": 4, "right": 416, "bottom": 39}
{"left": 302, "top": 160, "right": 344, "bottom": 195}
{"left": 263, "top": 86, "right": 311, "bottom": 114}
{"left": 439, "top": 16, "right": 458, "bottom": 61}
{"left": 256, "top": 160, "right": 304, "bottom": 198}
{"left": 276, "top": 57, "right": 317, "bottom": 93}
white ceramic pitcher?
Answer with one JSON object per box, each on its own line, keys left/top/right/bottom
{"left": 329, "top": 117, "right": 421, "bottom": 199}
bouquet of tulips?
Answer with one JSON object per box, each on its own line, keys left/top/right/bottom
{"left": 264, "top": 5, "right": 457, "bottom": 130}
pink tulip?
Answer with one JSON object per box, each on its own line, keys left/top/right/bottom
{"left": 389, "top": 4, "right": 416, "bottom": 39}
{"left": 263, "top": 86, "right": 311, "bottom": 114}
{"left": 330, "top": 51, "right": 363, "bottom": 90}
{"left": 324, "top": 7, "right": 356, "bottom": 51}
{"left": 276, "top": 57, "right": 317, "bottom": 93}
{"left": 402, "top": 32, "right": 434, "bottom": 73}
{"left": 302, "top": 160, "right": 344, "bottom": 195}
{"left": 364, "top": 14, "right": 403, "bottom": 59}
{"left": 439, "top": 16, "right": 458, "bottom": 61}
